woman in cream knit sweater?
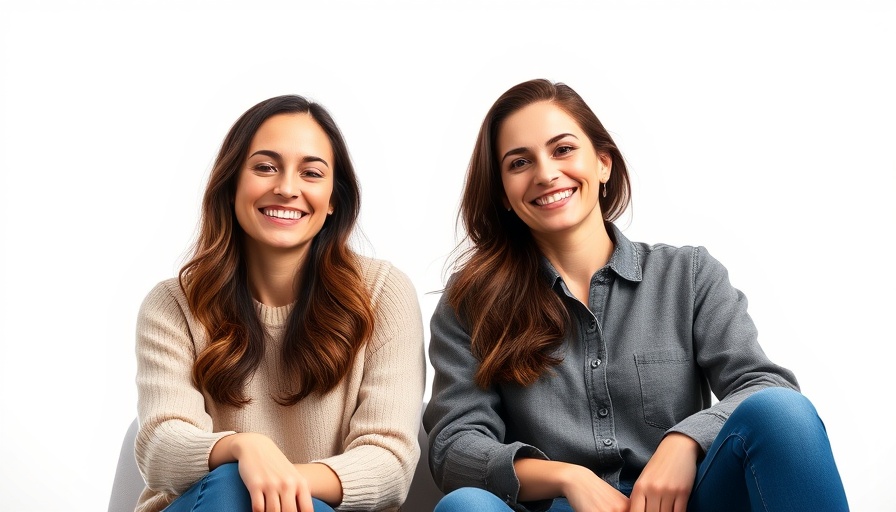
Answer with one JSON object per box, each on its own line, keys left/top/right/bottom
{"left": 135, "top": 95, "right": 425, "bottom": 512}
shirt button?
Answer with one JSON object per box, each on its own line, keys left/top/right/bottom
{"left": 598, "top": 408, "right": 609, "bottom": 417}
{"left": 588, "top": 320, "right": 597, "bottom": 331}
{"left": 590, "top": 359, "right": 601, "bottom": 368}
{"left": 603, "top": 438, "right": 614, "bottom": 447}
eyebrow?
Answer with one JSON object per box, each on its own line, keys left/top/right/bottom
{"left": 500, "top": 133, "right": 578, "bottom": 164}
{"left": 248, "top": 149, "right": 330, "bottom": 168}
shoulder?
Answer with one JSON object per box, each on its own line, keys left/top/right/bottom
{"left": 631, "top": 239, "right": 720, "bottom": 269}
{"left": 628, "top": 239, "right": 728, "bottom": 289}
{"left": 139, "top": 278, "right": 190, "bottom": 317}
{"left": 136, "top": 278, "right": 203, "bottom": 351}
{"left": 355, "top": 254, "right": 417, "bottom": 304}
{"left": 355, "top": 255, "right": 423, "bottom": 353}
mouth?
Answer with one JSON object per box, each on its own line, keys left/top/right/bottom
{"left": 532, "top": 188, "right": 575, "bottom": 206}
{"left": 260, "top": 207, "right": 307, "bottom": 220}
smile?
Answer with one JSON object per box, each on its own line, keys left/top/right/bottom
{"left": 533, "top": 188, "right": 574, "bottom": 206}
{"left": 261, "top": 208, "right": 306, "bottom": 220}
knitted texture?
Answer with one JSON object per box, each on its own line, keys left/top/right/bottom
{"left": 134, "top": 257, "right": 425, "bottom": 512}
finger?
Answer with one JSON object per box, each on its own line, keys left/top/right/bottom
{"left": 297, "top": 483, "right": 315, "bottom": 512}
{"left": 281, "top": 491, "right": 299, "bottom": 512}
{"left": 281, "top": 485, "right": 299, "bottom": 512}
{"left": 672, "top": 494, "right": 688, "bottom": 512}
{"left": 266, "top": 491, "right": 281, "bottom": 512}
{"left": 629, "top": 490, "right": 646, "bottom": 512}
{"left": 249, "top": 489, "right": 266, "bottom": 512}
{"left": 646, "top": 494, "right": 660, "bottom": 512}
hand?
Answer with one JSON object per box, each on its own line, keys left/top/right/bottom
{"left": 211, "top": 432, "right": 316, "bottom": 512}
{"left": 515, "top": 459, "right": 629, "bottom": 512}
{"left": 629, "top": 433, "right": 699, "bottom": 512}
{"left": 560, "top": 464, "right": 631, "bottom": 512}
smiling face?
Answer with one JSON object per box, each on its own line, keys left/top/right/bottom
{"left": 497, "top": 101, "right": 611, "bottom": 243}
{"left": 233, "top": 113, "right": 335, "bottom": 260}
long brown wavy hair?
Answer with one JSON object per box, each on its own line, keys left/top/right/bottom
{"left": 179, "top": 95, "right": 374, "bottom": 406}
{"left": 449, "top": 79, "right": 632, "bottom": 388}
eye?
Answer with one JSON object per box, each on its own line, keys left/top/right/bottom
{"left": 555, "top": 145, "right": 575, "bottom": 156}
{"left": 253, "top": 163, "right": 277, "bottom": 174}
{"left": 302, "top": 168, "right": 324, "bottom": 179}
{"left": 508, "top": 158, "right": 530, "bottom": 171}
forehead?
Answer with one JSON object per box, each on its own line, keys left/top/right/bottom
{"left": 249, "top": 113, "right": 333, "bottom": 158}
{"left": 497, "top": 101, "right": 584, "bottom": 150}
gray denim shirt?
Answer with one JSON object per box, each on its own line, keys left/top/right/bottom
{"left": 423, "top": 224, "right": 799, "bottom": 511}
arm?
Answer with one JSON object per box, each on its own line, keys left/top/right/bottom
{"left": 666, "top": 247, "right": 799, "bottom": 450}
{"left": 136, "top": 281, "right": 336, "bottom": 511}
{"left": 631, "top": 247, "right": 798, "bottom": 511}
{"left": 312, "top": 264, "right": 425, "bottom": 510}
{"left": 134, "top": 280, "right": 236, "bottom": 494}
{"left": 423, "top": 292, "right": 553, "bottom": 510}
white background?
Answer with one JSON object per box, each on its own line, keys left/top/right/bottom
{"left": 1, "top": 1, "right": 894, "bottom": 510}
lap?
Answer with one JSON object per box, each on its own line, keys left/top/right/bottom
{"left": 434, "top": 487, "right": 573, "bottom": 512}
{"left": 164, "top": 463, "right": 335, "bottom": 512}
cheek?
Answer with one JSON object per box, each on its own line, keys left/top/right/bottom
{"left": 501, "top": 176, "right": 524, "bottom": 202}
{"left": 315, "top": 183, "right": 336, "bottom": 209}
{"left": 233, "top": 194, "right": 252, "bottom": 230}
{"left": 233, "top": 176, "right": 257, "bottom": 205}
{"left": 233, "top": 181, "right": 258, "bottom": 226}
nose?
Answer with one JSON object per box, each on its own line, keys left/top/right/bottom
{"left": 533, "top": 160, "right": 559, "bottom": 186}
{"left": 273, "top": 171, "right": 299, "bottom": 198}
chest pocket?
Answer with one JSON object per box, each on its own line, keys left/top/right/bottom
{"left": 634, "top": 349, "right": 700, "bottom": 430}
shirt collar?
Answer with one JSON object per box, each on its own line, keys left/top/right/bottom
{"left": 540, "top": 222, "right": 643, "bottom": 285}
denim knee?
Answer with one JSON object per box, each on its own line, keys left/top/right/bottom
{"left": 166, "top": 463, "right": 336, "bottom": 512}
{"left": 207, "top": 462, "right": 242, "bottom": 484}
{"left": 164, "top": 463, "right": 250, "bottom": 512}
{"left": 733, "top": 387, "right": 822, "bottom": 433}
{"left": 201, "top": 463, "right": 251, "bottom": 509}
{"left": 434, "top": 487, "right": 512, "bottom": 512}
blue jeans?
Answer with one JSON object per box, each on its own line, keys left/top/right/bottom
{"left": 434, "top": 488, "right": 575, "bottom": 511}
{"left": 164, "top": 463, "right": 336, "bottom": 512}
{"left": 434, "top": 388, "right": 848, "bottom": 511}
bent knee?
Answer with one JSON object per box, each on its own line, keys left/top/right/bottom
{"left": 735, "top": 387, "right": 822, "bottom": 431}
{"left": 207, "top": 462, "right": 242, "bottom": 483}
{"left": 203, "top": 462, "right": 250, "bottom": 500}
{"left": 435, "top": 487, "right": 509, "bottom": 512}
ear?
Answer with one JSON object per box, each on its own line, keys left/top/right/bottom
{"left": 327, "top": 204, "right": 334, "bottom": 215}
{"left": 598, "top": 153, "right": 613, "bottom": 182}
{"left": 501, "top": 194, "right": 511, "bottom": 211}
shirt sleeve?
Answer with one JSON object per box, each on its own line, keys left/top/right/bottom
{"left": 423, "top": 291, "right": 551, "bottom": 512}
{"left": 313, "top": 264, "right": 426, "bottom": 511}
{"left": 134, "top": 280, "right": 236, "bottom": 495}
{"left": 666, "top": 247, "right": 800, "bottom": 452}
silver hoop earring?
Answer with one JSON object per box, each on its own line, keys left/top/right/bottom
{"left": 602, "top": 182, "right": 607, "bottom": 198}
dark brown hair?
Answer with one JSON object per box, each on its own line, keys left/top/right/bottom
{"left": 179, "top": 95, "right": 375, "bottom": 406}
{"left": 449, "top": 79, "right": 631, "bottom": 388}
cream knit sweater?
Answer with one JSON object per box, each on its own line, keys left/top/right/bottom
{"left": 134, "top": 257, "right": 425, "bottom": 512}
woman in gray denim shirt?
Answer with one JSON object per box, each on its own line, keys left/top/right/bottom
{"left": 423, "top": 79, "right": 848, "bottom": 512}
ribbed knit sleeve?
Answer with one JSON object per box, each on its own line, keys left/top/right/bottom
{"left": 316, "top": 262, "right": 426, "bottom": 511}
{"left": 134, "top": 280, "right": 236, "bottom": 498}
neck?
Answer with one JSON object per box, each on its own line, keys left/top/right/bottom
{"left": 243, "top": 243, "right": 310, "bottom": 307}
{"left": 533, "top": 219, "right": 614, "bottom": 304}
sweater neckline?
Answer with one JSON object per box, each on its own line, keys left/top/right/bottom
{"left": 253, "top": 299, "right": 294, "bottom": 327}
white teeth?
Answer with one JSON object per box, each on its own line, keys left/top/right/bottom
{"left": 535, "top": 189, "right": 573, "bottom": 206}
{"left": 263, "top": 208, "right": 304, "bottom": 219}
